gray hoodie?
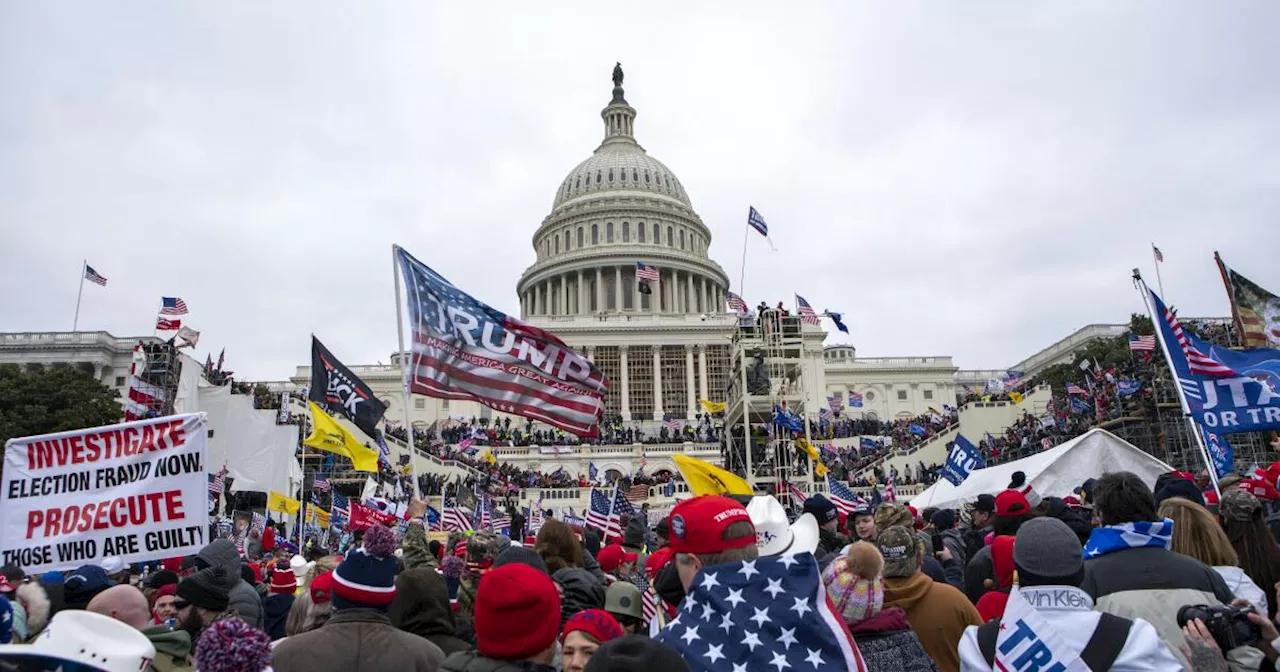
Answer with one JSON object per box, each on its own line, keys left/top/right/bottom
{"left": 195, "top": 539, "right": 262, "bottom": 628}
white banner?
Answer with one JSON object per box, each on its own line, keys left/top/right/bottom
{"left": 2, "top": 413, "right": 211, "bottom": 572}
{"left": 538, "top": 445, "right": 576, "bottom": 455}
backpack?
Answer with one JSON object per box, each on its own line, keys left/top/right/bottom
{"left": 976, "top": 612, "right": 1132, "bottom": 671}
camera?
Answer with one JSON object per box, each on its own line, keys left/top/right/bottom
{"left": 1177, "top": 604, "right": 1261, "bottom": 651}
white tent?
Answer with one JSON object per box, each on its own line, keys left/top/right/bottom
{"left": 909, "top": 428, "right": 1174, "bottom": 511}
{"left": 197, "top": 386, "right": 302, "bottom": 496}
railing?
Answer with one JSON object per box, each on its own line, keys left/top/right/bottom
{"left": 381, "top": 433, "right": 483, "bottom": 477}
{"left": 0, "top": 331, "right": 157, "bottom": 348}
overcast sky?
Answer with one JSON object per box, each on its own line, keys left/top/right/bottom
{"left": 3, "top": 3, "right": 1278, "bottom": 380}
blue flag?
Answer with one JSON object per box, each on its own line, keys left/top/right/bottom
{"left": 772, "top": 406, "right": 804, "bottom": 433}
{"left": 425, "top": 505, "right": 441, "bottom": 529}
{"left": 1150, "top": 288, "right": 1280, "bottom": 434}
{"left": 826, "top": 311, "right": 849, "bottom": 334}
{"left": 940, "top": 434, "right": 985, "bottom": 486}
{"left": 589, "top": 462, "right": 599, "bottom": 482}
{"left": 908, "top": 423, "right": 926, "bottom": 436}
{"left": 1116, "top": 380, "right": 1142, "bottom": 397}
{"left": 1069, "top": 396, "right": 1092, "bottom": 414}
{"left": 1202, "top": 427, "right": 1234, "bottom": 479}
{"left": 859, "top": 437, "right": 880, "bottom": 452}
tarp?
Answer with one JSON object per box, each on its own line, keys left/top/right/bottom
{"left": 909, "top": 428, "right": 1174, "bottom": 511}
{"left": 197, "top": 386, "right": 302, "bottom": 496}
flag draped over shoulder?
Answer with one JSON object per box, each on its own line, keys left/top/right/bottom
{"left": 396, "top": 246, "right": 609, "bottom": 437}
{"left": 655, "top": 553, "right": 866, "bottom": 672}
{"left": 1216, "top": 253, "right": 1280, "bottom": 349}
{"left": 303, "top": 401, "right": 381, "bottom": 472}
{"left": 309, "top": 336, "right": 388, "bottom": 438}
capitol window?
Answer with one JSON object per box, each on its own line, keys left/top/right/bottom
{"left": 592, "top": 224, "right": 598, "bottom": 244}
{"left": 653, "top": 223, "right": 660, "bottom": 243}
{"left": 924, "top": 389, "right": 934, "bottom": 400}
{"left": 414, "top": 398, "right": 425, "bottom": 410}
{"left": 596, "top": 171, "right": 602, "bottom": 184}
{"left": 679, "top": 229, "right": 685, "bottom": 249}
{"left": 897, "top": 390, "right": 907, "bottom": 401}
{"left": 667, "top": 226, "right": 674, "bottom": 246}
{"left": 638, "top": 223, "right": 646, "bottom": 243}
{"left": 578, "top": 227, "right": 584, "bottom": 247}
{"left": 565, "top": 230, "right": 571, "bottom": 250}
{"left": 608, "top": 169, "right": 614, "bottom": 182}
{"left": 644, "top": 170, "right": 650, "bottom": 183}
{"left": 607, "top": 222, "right": 614, "bottom": 243}
{"left": 555, "top": 237, "right": 560, "bottom": 253}
{"left": 632, "top": 168, "right": 638, "bottom": 181}
{"left": 623, "top": 222, "right": 630, "bottom": 242}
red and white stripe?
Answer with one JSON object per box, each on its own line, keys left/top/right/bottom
{"left": 123, "top": 378, "right": 166, "bottom": 421}
{"left": 636, "top": 263, "right": 660, "bottom": 282}
{"left": 332, "top": 559, "right": 398, "bottom": 607}
{"left": 1163, "top": 306, "right": 1236, "bottom": 377}
{"left": 726, "top": 291, "right": 748, "bottom": 315}
{"left": 884, "top": 475, "right": 896, "bottom": 502}
{"left": 642, "top": 585, "right": 659, "bottom": 624}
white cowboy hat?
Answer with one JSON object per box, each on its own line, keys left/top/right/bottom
{"left": 0, "top": 609, "right": 155, "bottom": 672}
{"left": 747, "top": 495, "right": 820, "bottom": 557}
{"left": 290, "top": 554, "right": 315, "bottom": 579}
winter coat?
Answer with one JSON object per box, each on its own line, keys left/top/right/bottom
{"left": 961, "top": 525, "right": 990, "bottom": 564}
{"left": 884, "top": 572, "right": 983, "bottom": 672}
{"left": 848, "top": 607, "right": 938, "bottom": 672}
{"left": 581, "top": 551, "right": 607, "bottom": 584}
{"left": 440, "top": 651, "right": 556, "bottom": 672}
{"left": 958, "top": 585, "right": 1180, "bottom": 671}
{"left": 815, "top": 527, "right": 852, "bottom": 559}
{"left": 963, "top": 544, "right": 994, "bottom": 603}
{"left": 390, "top": 567, "right": 472, "bottom": 657}
{"left": 272, "top": 608, "right": 446, "bottom": 672}
{"left": 263, "top": 593, "right": 294, "bottom": 641}
{"left": 552, "top": 567, "right": 605, "bottom": 627}
{"left": 12, "top": 582, "right": 49, "bottom": 642}
{"left": 1082, "top": 546, "right": 1263, "bottom": 672}
{"left": 245, "top": 535, "right": 263, "bottom": 561}
{"left": 195, "top": 539, "right": 262, "bottom": 628}
{"left": 142, "top": 625, "right": 193, "bottom": 672}
{"left": 938, "top": 528, "right": 968, "bottom": 568}
{"left": 401, "top": 521, "right": 441, "bottom": 572}
{"left": 1215, "top": 565, "right": 1269, "bottom": 615}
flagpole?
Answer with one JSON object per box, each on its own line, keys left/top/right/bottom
{"left": 391, "top": 245, "right": 423, "bottom": 500}
{"left": 1151, "top": 243, "right": 1166, "bottom": 298}
{"left": 1133, "top": 271, "right": 1220, "bottom": 496}
{"left": 737, "top": 221, "right": 749, "bottom": 302}
{"left": 72, "top": 259, "right": 86, "bottom": 332}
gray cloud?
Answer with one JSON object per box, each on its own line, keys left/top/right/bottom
{"left": 2, "top": 2, "right": 1278, "bottom": 378}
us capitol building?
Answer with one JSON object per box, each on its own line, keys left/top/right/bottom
{"left": 2, "top": 67, "right": 1105, "bottom": 477}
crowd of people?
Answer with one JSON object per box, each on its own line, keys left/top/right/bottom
{"left": 9, "top": 463, "right": 1280, "bottom": 671}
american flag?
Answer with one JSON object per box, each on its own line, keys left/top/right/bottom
{"left": 155, "top": 317, "right": 181, "bottom": 331}
{"left": 826, "top": 474, "right": 865, "bottom": 516}
{"left": 1153, "top": 245, "right": 1164, "bottom": 263}
{"left": 654, "top": 553, "right": 866, "bottom": 672}
{"left": 642, "top": 585, "right": 660, "bottom": 625}
{"left": 627, "top": 483, "right": 651, "bottom": 502}
{"left": 397, "top": 246, "right": 609, "bottom": 437}
{"left": 586, "top": 488, "right": 620, "bottom": 538}
{"left": 726, "top": 291, "right": 748, "bottom": 316}
{"left": 123, "top": 378, "right": 166, "bottom": 422}
{"left": 331, "top": 492, "right": 350, "bottom": 522}
{"left": 84, "top": 264, "right": 108, "bottom": 286}
{"left": 795, "top": 294, "right": 820, "bottom": 325}
{"left": 819, "top": 408, "right": 834, "bottom": 423}
{"left": 159, "top": 297, "right": 189, "bottom": 315}
{"left": 747, "top": 206, "right": 769, "bottom": 237}
{"left": 528, "top": 499, "right": 544, "bottom": 533}
{"left": 1128, "top": 334, "right": 1156, "bottom": 352}
{"left": 208, "top": 466, "right": 227, "bottom": 495}
{"left": 778, "top": 480, "right": 809, "bottom": 507}
{"left": 1065, "top": 383, "right": 1089, "bottom": 396}
{"left": 884, "top": 474, "right": 896, "bottom": 502}
{"left": 611, "top": 485, "right": 635, "bottom": 519}
{"left": 1156, "top": 291, "right": 1236, "bottom": 377}
{"left": 847, "top": 391, "right": 864, "bottom": 408}
{"left": 636, "top": 262, "right": 660, "bottom": 282}
{"left": 662, "top": 413, "right": 681, "bottom": 431}
{"left": 442, "top": 497, "right": 473, "bottom": 533}
{"left": 475, "top": 495, "right": 492, "bottom": 530}
{"left": 491, "top": 510, "right": 511, "bottom": 533}
{"left": 313, "top": 476, "right": 331, "bottom": 492}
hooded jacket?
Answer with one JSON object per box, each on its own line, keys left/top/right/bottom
{"left": 142, "top": 625, "right": 194, "bottom": 672}
{"left": 195, "top": 539, "right": 262, "bottom": 628}
{"left": 263, "top": 593, "right": 294, "bottom": 641}
{"left": 884, "top": 572, "right": 982, "bottom": 672}
{"left": 938, "top": 528, "right": 968, "bottom": 568}
{"left": 390, "top": 567, "right": 472, "bottom": 657}
{"left": 12, "top": 582, "right": 50, "bottom": 642}
{"left": 552, "top": 568, "right": 605, "bottom": 628}
{"left": 847, "top": 607, "right": 938, "bottom": 672}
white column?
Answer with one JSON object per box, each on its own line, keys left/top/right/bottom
{"left": 685, "top": 344, "right": 696, "bottom": 418}
{"left": 586, "top": 345, "right": 595, "bottom": 363}
{"left": 561, "top": 276, "right": 569, "bottom": 316}
{"left": 633, "top": 266, "right": 641, "bottom": 312}
{"left": 535, "top": 284, "right": 543, "bottom": 315}
{"left": 595, "top": 267, "right": 603, "bottom": 312}
{"left": 614, "top": 266, "right": 623, "bottom": 312}
{"left": 686, "top": 274, "right": 695, "bottom": 314}
{"left": 652, "top": 346, "right": 664, "bottom": 420}
{"left": 673, "top": 270, "right": 682, "bottom": 313}
{"left": 698, "top": 344, "right": 709, "bottom": 401}
{"left": 700, "top": 277, "right": 707, "bottom": 314}
{"left": 578, "top": 270, "right": 586, "bottom": 315}
{"left": 620, "top": 346, "right": 631, "bottom": 421}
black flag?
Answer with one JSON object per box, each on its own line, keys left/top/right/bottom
{"left": 309, "top": 336, "right": 388, "bottom": 438}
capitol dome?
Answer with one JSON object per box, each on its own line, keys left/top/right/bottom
{"left": 516, "top": 65, "right": 729, "bottom": 321}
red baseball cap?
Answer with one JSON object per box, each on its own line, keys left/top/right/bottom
{"left": 995, "top": 490, "right": 1031, "bottom": 518}
{"left": 1237, "top": 479, "right": 1280, "bottom": 502}
{"left": 645, "top": 546, "right": 674, "bottom": 578}
{"left": 596, "top": 544, "right": 638, "bottom": 574}
{"left": 667, "top": 496, "right": 754, "bottom": 555}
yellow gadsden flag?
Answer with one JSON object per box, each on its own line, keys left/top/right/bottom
{"left": 1009, "top": 391, "right": 1024, "bottom": 405}
{"left": 268, "top": 490, "right": 301, "bottom": 516}
{"left": 303, "top": 401, "right": 380, "bottom": 473}
{"left": 698, "top": 399, "right": 727, "bottom": 415}
{"left": 672, "top": 454, "right": 753, "bottom": 496}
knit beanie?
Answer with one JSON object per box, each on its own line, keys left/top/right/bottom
{"left": 562, "top": 608, "right": 625, "bottom": 644}
{"left": 332, "top": 525, "right": 398, "bottom": 610}
{"left": 1156, "top": 478, "right": 1205, "bottom": 508}
{"left": 930, "top": 509, "right": 956, "bottom": 531}
{"left": 492, "top": 546, "right": 549, "bottom": 574}
{"left": 1009, "top": 471, "right": 1042, "bottom": 509}
{"left": 194, "top": 618, "right": 272, "bottom": 672}
{"left": 474, "top": 563, "right": 562, "bottom": 660}
{"left": 269, "top": 559, "right": 297, "bottom": 595}
{"left": 585, "top": 635, "right": 691, "bottom": 672}
{"left": 1013, "top": 518, "right": 1084, "bottom": 587}
{"left": 177, "top": 566, "right": 231, "bottom": 612}
{"left": 147, "top": 570, "right": 180, "bottom": 590}
{"left": 821, "top": 543, "right": 885, "bottom": 624}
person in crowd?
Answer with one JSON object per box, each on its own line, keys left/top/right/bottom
{"left": 959, "top": 517, "right": 1179, "bottom": 671}
{"left": 804, "top": 494, "right": 851, "bottom": 558}
{"left": 878, "top": 503, "right": 960, "bottom": 587}
{"left": 1079, "top": 471, "right": 1263, "bottom": 671}
{"left": 652, "top": 517, "right": 670, "bottom": 550}
{"left": 879, "top": 525, "right": 982, "bottom": 672}
{"left": 583, "top": 634, "right": 691, "bottom": 672}
{"left": 537, "top": 519, "right": 585, "bottom": 573}
{"left": 263, "top": 558, "right": 296, "bottom": 641}
{"left": 850, "top": 501, "right": 878, "bottom": 543}
{"left": 245, "top": 528, "right": 263, "bottom": 561}
{"left": 87, "top": 584, "right": 194, "bottom": 672}
{"left": 964, "top": 489, "right": 1032, "bottom": 602}
{"left": 961, "top": 494, "right": 996, "bottom": 561}
{"left": 554, "top": 563, "right": 606, "bottom": 630}
{"left": 188, "top": 538, "right": 263, "bottom": 628}
{"left": 174, "top": 565, "right": 235, "bottom": 650}
{"left": 620, "top": 517, "right": 649, "bottom": 575}
{"left": 929, "top": 509, "right": 968, "bottom": 569}
{"left": 441, "top": 563, "right": 561, "bottom": 672}
{"left": 561, "top": 608, "right": 625, "bottom": 672}
{"left": 596, "top": 543, "right": 639, "bottom": 585}
{"left": 667, "top": 495, "right": 758, "bottom": 592}
{"left": 389, "top": 559, "right": 472, "bottom": 656}
{"left": 8, "top": 574, "right": 50, "bottom": 642}
{"left": 1219, "top": 488, "right": 1280, "bottom": 621}
{"left": 972, "top": 536, "right": 1014, "bottom": 622}
{"left": 0, "top": 591, "right": 12, "bottom": 644}
{"left": 1155, "top": 471, "right": 1206, "bottom": 508}
{"left": 273, "top": 525, "right": 445, "bottom": 671}
{"left": 603, "top": 582, "right": 644, "bottom": 634}
{"left": 282, "top": 571, "right": 334, "bottom": 642}
{"left": 1038, "top": 495, "right": 1092, "bottom": 544}
{"left": 63, "top": 564, "right": 116, "bottom": 610}
{"left": 454, "top": 531, "right": 501, "bottom": 636}
{"left": 823, "top": 542, "right": 936, "bottom": 671}
{"left": 194, "top": 618, "right": 272, "bottom": 672}
{"left": 1159, "top": 495, "right": 1269, "bottom": 614}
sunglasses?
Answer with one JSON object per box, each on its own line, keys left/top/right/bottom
{"left": 172, "top": 599, "right": 191, "bottom": 610}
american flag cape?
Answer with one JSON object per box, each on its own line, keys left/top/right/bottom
{"left": 396, "top": 247, "right": 609, "bottom": 437}
{"left": 655, "top": 553, "right": 866, "bottom": 672}
{"left": 442, "top": 497, "right": 473, "bottom": 533}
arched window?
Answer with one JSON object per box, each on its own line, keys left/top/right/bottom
{"left": 632, "top": 168, "right": 638, "bottom": 181}
{"left": 554, "top": 236, "right": 560, "bottom": 254}
{"left": 577, "top": 227, "right": 584, "bottom": 248}
{"left": 575, "top": 176, "right": 580, "bottom": 189}
{"left": 608, "top": 169, "right": 614, "bottom": 182}
{"left": 653, "top": 223, "right": 660, "bottom": 243}
{"left": 596, "top": 171, "right": 602, "bottom": 184}
{"left": 565, "top": 230, "right": 571, "bottom": 250}
{"left": 606, "top": 222, "right": 614, "bottom": 243}
{"left": 638, "top": 222, "right": 646, "bottom": 243}
{"left": 592, "top": 224, "right": 599, "bottom": 245}
{"left": 623, "top": 222, "right": 630, "bottom": 242}
{"left": 679, "top": 229, "right": 685, "bottom": 250}
{"left": 667, "top": 226, "right": 674, "bottom": 246}
{"left": 644, "top": 170, "right": 650, "bottom": 183}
